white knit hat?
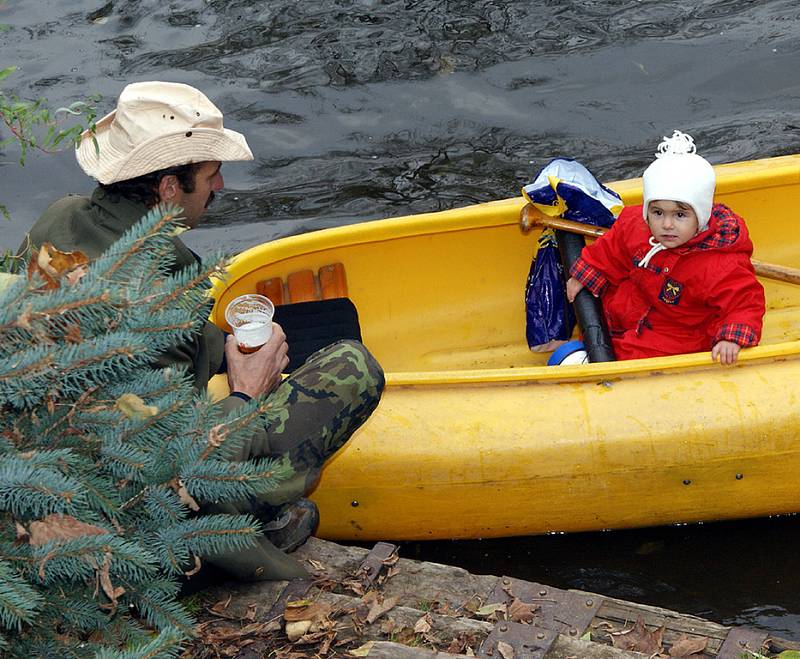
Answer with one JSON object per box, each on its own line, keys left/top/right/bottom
{"left": 76, "top": 81, "right": 253, "bottom": 184}
{"left": 641, "top": 130, "right": 716, "bottom": 231}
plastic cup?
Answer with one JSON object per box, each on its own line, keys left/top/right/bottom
{"left": 224, "top": 294, "right": 274, "bottom": 353}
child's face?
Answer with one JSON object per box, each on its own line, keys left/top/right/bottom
{"left": 646, "top": 200, "right": 699, "bottom": 248}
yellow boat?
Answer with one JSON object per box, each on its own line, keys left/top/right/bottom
{"left": 209, "top": 153, "right": 800, "bottom": 541}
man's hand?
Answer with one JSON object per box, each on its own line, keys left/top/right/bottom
{"left": 566, "top": 277, "right": 584, "bottom": 303}
{"left": 711, "top": 340, "right": 741, "bottom": 366}
{"left": 225, "top": 323, "right": 289, "bottom": 398}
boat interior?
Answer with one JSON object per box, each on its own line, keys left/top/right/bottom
{"left": 211, "top": 155, "right": 800, "bottom": 378}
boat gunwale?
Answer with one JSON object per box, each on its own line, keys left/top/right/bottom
{"left": 383, "top": 341, "right": 800, "bottom": 386}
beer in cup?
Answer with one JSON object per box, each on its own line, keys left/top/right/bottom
{"left": 224, "top": 294, "right": 274, "bottom": 353}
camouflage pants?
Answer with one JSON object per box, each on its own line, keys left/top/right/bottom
{"left": 205, "top": 339, "right": 384, "bottom": 580}
{"left": 252, "top": 338, "right": 385, "bottom": 506}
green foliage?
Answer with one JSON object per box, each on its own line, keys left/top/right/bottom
{"left": 0, "top": 64, "right": 99, "bottom": 270}
{"left": 0, "top": 65, "right": 98, "bottom": 167}
{"left": 0, "top": 206, "right": 291, "bottom": 656}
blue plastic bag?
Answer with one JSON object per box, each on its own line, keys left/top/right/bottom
{"left": 524, "top": 229, "right": 576, "bottom": 350}
{"left": 522, "top": 159, "right": 622, "bottom": 350}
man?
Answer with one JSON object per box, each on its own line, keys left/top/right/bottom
{"left": 21, "top": 81, "right": 385, "bottom": 580}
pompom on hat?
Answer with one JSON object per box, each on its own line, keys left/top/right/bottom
{"left": 76, "top": 81, "right": 253, "bottom": 184}
{"left": 641, "top": 130, "right": 716, "bottom": 231}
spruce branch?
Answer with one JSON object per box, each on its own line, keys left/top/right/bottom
{"left": 0, "top": 560, "right": 42, "bottom": 630}
{"left": 0, "top": 206, "right": 290, "bottom": 653}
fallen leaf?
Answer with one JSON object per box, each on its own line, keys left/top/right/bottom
{"left": 366, "top": 595, "right": 399, "bottom": 624}
{"left": 394, "top": 626, "right": 418, "bottom": 645}
{"left": 116, "top": 393, "right": 158, "bottom": 420}
{"left": 507, "top": 598, "right": 538, "bottom": 624}
{"left": 210, "top": 595, "right": 232, "bottom": 615}
{"left": 285, "top": 619, "right": 312, "bottom": 641}
{"left": 307, "top": 559, "right": 325, "bottom": 571}
{"left": 203, "top": 620, "right": 280, "bottom": 642}
{"left": 462, "top": 596, "right": 481, "bottom": 615}
{"left": 284, "top": 601, "right": 327, "bottom": 622}
{"left": 349, "top": 641, "right": 374, "bottom": 657}
{"left": 610, "top": 617, "right": 664, "bottom": 655}
{"left": 414, "top": 613, "right": 432, "bottom": 634}
{"left": 28, "top": 514, "right": 107, "bottom": 546}
{"left": 669, "top": 634, "right": 708, "bottom": 657}
{"left": 286, "top": 598, "right": 314, "bottom": 609}
{"left": 476, "top": 602, "right": 507, "bottom": 617}
{"left": 243, "top": 603, "right": 258, "bottom": 622}
{"left": 497, "top": 640, "right": 515, "bottom": 658}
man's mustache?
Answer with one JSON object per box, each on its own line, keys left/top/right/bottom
{"left": 205, "top": 191, "right": 216, "bottom": 208}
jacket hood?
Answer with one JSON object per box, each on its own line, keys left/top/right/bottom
{"left": 678, "top": 203, "right": 752, "bottom": 255}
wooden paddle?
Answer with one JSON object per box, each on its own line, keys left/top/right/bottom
{"left": 519, "top": 203, "right": 800, "bottom": 286}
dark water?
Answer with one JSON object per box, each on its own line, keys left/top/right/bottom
{"left": 2, "top": 0, "right": 800, "bottom": 638}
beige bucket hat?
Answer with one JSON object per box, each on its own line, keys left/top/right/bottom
{"left": 76, "top": 81, "right": 253, "bottom": 184}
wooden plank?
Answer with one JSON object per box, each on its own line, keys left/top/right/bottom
{"left": 286, "top": 269, "right": 317, "bottom": 302}
{"left": 319, "top": 262, "right": 348, "bottom": 299}
{"left": 256, "top": 277, "right": 285, "bottom": 306}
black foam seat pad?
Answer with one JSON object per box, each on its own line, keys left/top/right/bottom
{"left": 273, "top": 298, "right": 363, "bottom": 372}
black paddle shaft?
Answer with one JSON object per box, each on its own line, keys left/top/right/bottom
{"left": 555, "top": 229, "right": 616, "bottom": 363}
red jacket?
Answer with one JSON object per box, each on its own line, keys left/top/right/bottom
{"left": 570, "top": 204, "right": 765, "bottom": 360}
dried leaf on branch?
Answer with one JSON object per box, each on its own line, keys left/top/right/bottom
{"left": 116, "top": 392, "right": 158, "bottom": 420}
{"left": 28, "top": 513, "right": 107, "bottom": 546}
{"left": 27, "top": 242, "right": 88, "bottom": 290}
{"left": 98, "top": 553, "right": 126, "bottom": 610}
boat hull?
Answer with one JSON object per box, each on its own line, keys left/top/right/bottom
{"left": 308, "top": 352, "right": 800, "bottom": 540}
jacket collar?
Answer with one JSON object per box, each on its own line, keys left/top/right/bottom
{"left": 90, "top": 187, "right": 200, "bottom": 269}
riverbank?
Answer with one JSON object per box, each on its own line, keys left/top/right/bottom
{"left": 185, "top": 537, "right": 798, "bottom": 657}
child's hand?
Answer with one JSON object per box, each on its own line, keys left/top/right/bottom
{"left": 711, "top": 340, "right": 741, "bottom": 365}
{"left": 566, "top": 277, "right": 584, "bottom": 303}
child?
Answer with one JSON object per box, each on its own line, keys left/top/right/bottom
{"left": 565, "top": 131, "right": 765, "bottom": 365}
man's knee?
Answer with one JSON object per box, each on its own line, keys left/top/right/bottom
{"left": 339, "top": 339, "right": 385, "bottom": 399}
{"left": 302, "top": 339, "right": 385, "bottom": 404}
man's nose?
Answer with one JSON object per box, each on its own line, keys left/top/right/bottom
{"left": 213, "top": 173, "right": 224, "bottom": 191}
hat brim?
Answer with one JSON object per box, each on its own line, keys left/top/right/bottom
{"left": 76, "top": 115, "right": 253, "bottom": 184}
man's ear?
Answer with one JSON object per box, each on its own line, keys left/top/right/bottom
{"left": 157, "top": 174, "right": 179, "bottom": 203}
